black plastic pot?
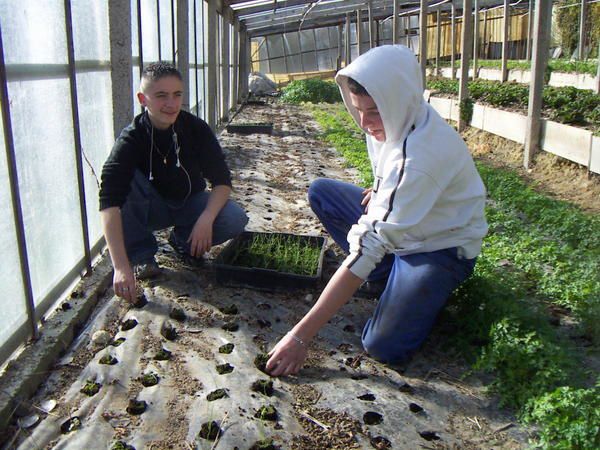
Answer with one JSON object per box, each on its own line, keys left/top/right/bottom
{"left": 226, "top": 122, "right": 273, "bottom": 135}
{"left": 214, "top": 231, "right": 326, "bottom": 291}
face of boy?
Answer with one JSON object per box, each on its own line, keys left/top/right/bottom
{"left": 350, "top": 92, "right": 386, "bottom": 142}
{"left": 137, "top": 76, "right": 183, "bottom": 130}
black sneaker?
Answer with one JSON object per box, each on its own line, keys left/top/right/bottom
{"left": 134, "top": 258, "right": 161, "bottom": 280}
{"left": 168, "top": 230, "right": 205, "bottom": 267}
{"left": 356, "top": 280, "right": 387, "bottom": 299}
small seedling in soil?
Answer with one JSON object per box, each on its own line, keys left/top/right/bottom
{"left": 160, "top": 320, "right": 178, "bottom": 340}
{"left": 363, "top": 411, "right": 383, "bottom": 425}
{"left": 219, "top": 304, "right": 238, "bottom": 315}
{"left": 140, "top": 372, "right": 159, "bottom": 387}
{"left": 218, "top": 343, "right": 234, "bottom": 354}
{"left": 111, "top": 442, "right": 135, "bottom": 450}
{"left": 198, "top": 421, "right": 222, "bottom": 441}
{"left": 60, "top": 416, "right": 81, "bottom": 433}
{"left": 370, "top": 436, "right": 391, "bottom": 449}
{"left": 418, "top": 431, "right": 440, "bottom": 441}
{"left": 254, "top": 353, "right": 270, "bottom": 374}
{"left": 254, "top": 405, "right": 278, "bottom": 421}
{"left": 169, "top": 306, "right": 187, "bottom": 322}
{"left": 249, "top": 438, "right": 278, "bottom": 450}
{"left": 121, "top": 319, "right": 138, "bottom": 331}
{"left": 251, "top": 379, "right": 274, "bottom": 396}
{"left": 207, "top": 388, "right": 229, "bottom": 401}
{"left": 153, "top": 348, "right": 172, "bottom": 360}
{"left": 99, "top": 354, "right": 118, "bottom": 365}
{"left": 357, "top": 393, "right": 375, "bottom": 402}
{"left": 222, "top": 321, "right": 239, "bottom": 332}
{"left": 216, "top": 363, "right": 234, "bottom": 374}
{"left": 126, "top": 399, "right": 147, "bottom": 415}
{"left": 409, "top": 402, "right": 424, "bottom": 413}
{"left": 132, "top": 293, "right": 147, "bottom": 308}
{"left": 80, "top": 380, "right": 101, "bottom": 397}
{"left": 110, "top": 337, "right": 126, "bottom": 347}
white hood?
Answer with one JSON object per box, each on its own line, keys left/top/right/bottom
{"left": 333, "top": 45, "right": 488, "bottom": 280}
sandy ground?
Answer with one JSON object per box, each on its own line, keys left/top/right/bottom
{"left": 7, "top": 101, "right": 538, "bottom": 450}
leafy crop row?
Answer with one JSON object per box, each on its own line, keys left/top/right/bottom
{"left": 436, "top": 58, "right": 598, "bottom": 76}
{"left": 280, "top": 78, "right": 341, "bottom": 104}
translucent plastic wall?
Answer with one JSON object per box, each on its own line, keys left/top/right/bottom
{"left": 189, "top": 0, "right": 207, "bottom": 119}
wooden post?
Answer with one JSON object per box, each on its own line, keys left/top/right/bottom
{"left": 578, "top": 0, "right": 587, "bottom": 60}
{"left": 368, "top": 0, "right": 374, "bottom": 49}
{"left": 596, "top": 40, "right": 600, "bottom": 94}
{"left": 524, "top": 0, "right": 552, "bottom": 169}
{"left": 238, "top": 25, "right": 249, "bottom": 102}
{"left": 345, "top": 13, "right": 351, "bottom": 66}
{"left": 473, "top": 0, "right": 479, "bottom": 79}
{"left": 482, "top": 10, "right": 488, "bottom": 58}
{"left": 526, "top": 0, "right": 533, "bottom": 60}
{"left": 207, "top": 0, "right": 217, "bottom": 130}
{"left": 458, "top": 0, "right": 473, "bottom": 132}
{"left": 220, "top": 16, "right": 230, "bottom": 121}
{"left": 406, "top": 16, "right": 411, "bottom": 47}
{"left": 393, "top": 0, "right": 400, "bottom": 44}
{"left": 357, "top": 9, "right": 364, "bottom": 55}
{"left": 436, "top": 10, "right": 441, "bottom": 76}
{"left": 451, "top": 1, "right": 456, "bottom": 79}
{"left": 337, "top": 24, "right": 343, "bottom": 70}
{"left": 501, "top": 0, "right": 510, "bottom": 82}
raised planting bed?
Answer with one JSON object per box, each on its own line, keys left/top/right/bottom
{"left": 214, "top": 231, "right": 326, "bottom": 291}
{"left": 226, "top": 122, "right": 273, "bottom": 135}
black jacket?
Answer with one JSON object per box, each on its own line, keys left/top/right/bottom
{"left": 99, "top": 110, "right": 232, "bottom": 210}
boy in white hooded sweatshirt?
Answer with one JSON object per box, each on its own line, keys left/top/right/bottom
{"left": 266, "top": 45, "right": 488, "bottom": 376}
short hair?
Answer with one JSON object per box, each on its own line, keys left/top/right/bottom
{"left": 347, "top": 77, "right": 369, "bottom": 96}
{"left": 140, "top": 62, "right": 182, "bottom": 91}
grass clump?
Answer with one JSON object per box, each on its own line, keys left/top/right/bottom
{"left": 80, "top": 380, "right": 101, "bottom": 397}
{"left": 308, "top": 102, "right": 599, "bottom": 450}
{"left": 281, "top": 78, "right": 341, "bottom": 104}
{"left": 231, "top": 233, "right": 320, "bottom": 276}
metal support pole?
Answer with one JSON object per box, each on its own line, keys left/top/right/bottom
{"left": 337, "top": 24, "right": 343, "bottom": 70}
{"left": 524, "top": 0, "right": 552, "bottom": 169}
{"left": 136, "top": 0, "right": 144, "bottom": 114}
{"left": 345, "top": 13, "right": 351, "bottom": 66}
{"left": 231, "top": 20, "right": 239, "bottom": 109}
{"left": 171, "top": 0, "right": 176, "bottom": 63}
{"left": 458, "top": 0, "right": 473, "bottom": 131}
{"left": 207, "top": 0, "right": 217, "bottom": 129}
{"left": 176, "top": 0, "right": 189, "bottom": 111}
{"left": 221, "top": 17, "right": 230, "bottom": 120}
{"left": 419, "top": 0, "right": 428, "bottom": 86}
{"left": 451, "top": 2, "right": 456, "bottom": 79}
{"left": 501, "top": 0, "right": 510, "bottom": 82}
{"left": 436, "top": 10, "right": 441, "bottom": 76}
{"left": 238, "top": 25, "right": 249, "bottom": 102}
{"left": 405, "top": 16, "right": 410, "bottom": 47}
{"left": 482, "top": 10, "right": 488, "bottom": 58}
{"left": 473, "top": 0, "right": 479, "bottom": 79}
{"left": 357, "top": 9, "right": 364, "bottom": 55}
{"left": 64, "top": 0, "right": 92, "bottom": 274}
{"left": 156, "top": 0, "right": 162, "bottom": 61}
{"left": 393, "top": 0, "right": 400, "bottom": 44}
{"left": 109, "top": 0, "right": 133, "bottom": 137}
{"left": 368, "top": 0, "right": 374, "bottom": 49}
{"left": 0, "top": 25, "right": 38, "bottom": 340}
{"left": 578, "top": 0, "right": 587, "bottom": 60}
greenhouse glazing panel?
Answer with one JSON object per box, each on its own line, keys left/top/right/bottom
{"left": 299, "top": 30, "right": 316, "bottom": 53}
{"left": 0, "top": 99, "right": 27, "bottom": 350}
{"left": 140, "top": 0, "right": 160, "bottom": 63}
{"left": 314, "top": 27, "right": 330, "bottom": 51}
{"left": 301, "top": 52, "right": 317, "bottom": 72}
{"left": 9, "top": 78, "right": 84, "bottom": 302}
{"left": 267, "top": 34, "right": 285, "bottom": 59}
{"left": 317, "top": 50, "right": 333, "bottom": 71}
{"left": 131, "top": 0, "right": 141, "bottom": 114}
{"left": 270, "top": 56, "right": 287, "bottom": 74}
{"left": 159, "top": 0, "right": 174, "bottom": 63}
{"left": 72, "top": 0, "right": 113, "bottom": 245}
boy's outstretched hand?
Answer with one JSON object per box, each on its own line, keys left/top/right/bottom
{"left": 266, "top": 333, "right": 308, "bottom": 377}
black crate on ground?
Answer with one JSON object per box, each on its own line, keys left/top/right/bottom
{"left": 214, "top": 231, "right": 326, "bottom": 291}
{"left": 226, "top": 122, "right": 273, "bottom": 135}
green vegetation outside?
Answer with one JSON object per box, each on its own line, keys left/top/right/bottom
{"left": 280, "top": 81, "right": 599, "bottom": 448}
{"left": 436, "top": 58, "right": 599, "bottom": 76}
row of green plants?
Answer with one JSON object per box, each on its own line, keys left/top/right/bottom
{"left": 280, "top": 78, "right": 341, "bottom": 104}
{"left": 296, "top": 96, "right": 599, "bottom": 449}
{"left": 436, "top": 58, "right": 598, "bottom": 76}
{"left": 427, "top": 77, "right": 600, "bottom": 133}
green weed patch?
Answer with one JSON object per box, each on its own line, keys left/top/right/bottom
{"left": 308, "top": 103, "right": 599, "bottom": 449}
{"left": 280, "top": 78, "right": 342, "bottom": 104}
{"left": 436, "top": 58, "right": 598, "bottom": 76}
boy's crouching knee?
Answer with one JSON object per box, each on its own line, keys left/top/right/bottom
{"left": 361, "top": 333, "right": 411, "bottom": 365}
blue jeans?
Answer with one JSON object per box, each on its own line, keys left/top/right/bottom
{"left": 308, "top": 178, "right": 476, "bottom": 363}
{"left": 121, "top": 171, "right": 248, "bottom": 264}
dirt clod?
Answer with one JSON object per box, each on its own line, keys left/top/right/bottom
{"left": 160, "top": 320, "right": 178, "bottom": 340}
{"left": 207, "top": 388, "right": 228, "bottom": 401}
{"left": 121, "top": 319, "right": 138, "bottom": 331}
{"left": 198, "top": 421, "right": 222, "bottom": 441}
{"left": 216, "top": 363, "right": 234, "bottom": 374}
{"left": 169, "top": 306, "right": 187, "bottom": 321}
{"left": 251, "top": 379, "right": 274, "bottom": 396}
{"left": 126, "top": 399, "right": 147, "bottom": 415}
{"left": 218, "top": 343, "right": 234, "bottom": 354}
{"left": 254, "top": 404, "right": 278, "bottom": 421}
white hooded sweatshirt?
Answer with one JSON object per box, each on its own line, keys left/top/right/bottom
{"left": 335, "top": 45, "right": 488, "bottom": 280}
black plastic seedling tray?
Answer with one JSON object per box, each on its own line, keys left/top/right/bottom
{"left": 214, "top": 231, "right": 326, "bottom": 291}
{"left": 226, "top": 122, "right": 273, "bottom": 135}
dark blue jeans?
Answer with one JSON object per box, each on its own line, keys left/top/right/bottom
{"left": 121, "top": 171, "right": 248, "bottom": 264}
{"left": 308, "top": 178, "right": 476, "bottom": 363}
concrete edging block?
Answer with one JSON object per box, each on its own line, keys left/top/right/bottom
{"left": 590, "top": 136, "right": 600, "bottom": 174}
{"left": 541, "top": 120, "right": 592, "bottom": 166}
{"left": 470, "top": 103, "right": 485, "bottom": 129}
{"left": 480, "top": 106, "right": 527, "bottom": 144}
{"left": 429, "top": 96, "right": 453, "bottom": 120}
